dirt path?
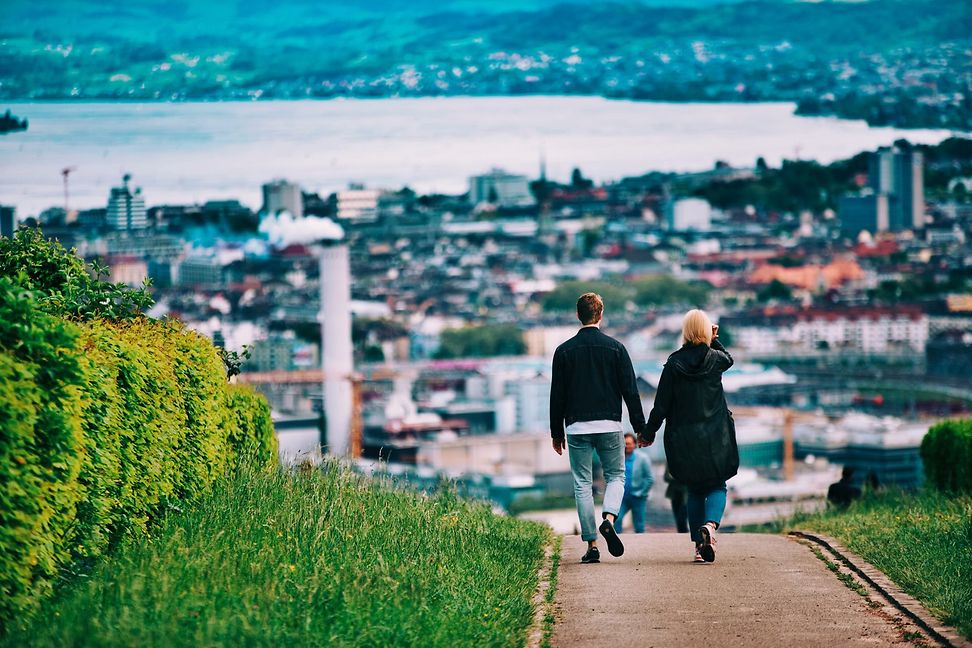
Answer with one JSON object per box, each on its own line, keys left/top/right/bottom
{"left": 551, "top": 532, "right": 923, "bottom": 647}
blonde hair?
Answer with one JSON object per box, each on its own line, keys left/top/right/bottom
{"left": 682, "top": 309, "right": 713, "bottom": 346}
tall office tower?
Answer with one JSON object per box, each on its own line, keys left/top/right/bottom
{"left": 868, "top": 147, "right": 924, "bottom": 230}
{"left": 262, "top": 179, "right": 303, "bottom": 219}
{"left": 319, "top": 241, "right": 353, "bottom": 456}
{"left": 0, "top": 205, "right": 15, "bottom": 237}
{"left": 468, "top": 169, "right": 535, "bottom": 207}
{"left": 839, "top": 194, "right": 889, "bottom": 237}
{"left": 107, "top": 174, "right": 148, "bottom": 231}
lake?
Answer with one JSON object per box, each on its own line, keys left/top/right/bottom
{"left": 0, "top": 97, "right": 956, "bottom": 217}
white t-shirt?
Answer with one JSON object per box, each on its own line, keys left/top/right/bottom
{"left": 565, "top": 419, "right": 623, "bottom": 435}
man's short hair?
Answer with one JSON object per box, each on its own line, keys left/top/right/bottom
{"left": 624, "top": 431, "right": 637, "bottom": 441}
{"left": 576, "top": 292, "right": 604, "bottom": 325}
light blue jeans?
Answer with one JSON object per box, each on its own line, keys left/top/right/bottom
{"left": 567, "top": 431, "right": 625, "bottom": 542}
{"left": 688, "top": 483, "right": 728, "bottom": 544}
{"left": 615, "top": 495, "right": 648, "bottom": 534}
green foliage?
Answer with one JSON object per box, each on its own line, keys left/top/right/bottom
{"left": 921, "top": 419, "right": 972, "bottom": 493}
{"left": 5, "top": 465, "right": 551, "bottom": 647}
{"left": 693, "top": 159, "right": 856, "bottom": 213}
{"left": 542, "top": 280, "right": 631, "bottom": 313}
{"left": 542, "top": 277, "right": 709, "bottom": 313}
{"left": 0, "top": 279, "right": 85, "bottom": 624}
{"left": 781, "top": 489, "right": 972, "bottom": 640}
{"left": 219, "top": 344, "right": 252, "bottom": 379}
{"left": 0, "top": 280, "right": 278, "bottom": 629}
{"left": 0, "top": 228, "right": 153, "bottom": 320}
{"left": 631, "top": 275, "right": 710, "bottom": 308}
{"left": 435, "top": 323, "right": 526, "bottom": 359}
{"left": 757, "top": 279, "right": 793, "bottom": 302}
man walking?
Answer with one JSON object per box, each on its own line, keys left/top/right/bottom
{"left": 614, "top": 432, "right": 653, "bottom": 534}
{"left": 550, "top": 293, "right": 650, "bottom": 563}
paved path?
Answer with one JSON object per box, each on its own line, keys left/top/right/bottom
{"left": 552, "top": 533, "right": 915, "bottom": 647}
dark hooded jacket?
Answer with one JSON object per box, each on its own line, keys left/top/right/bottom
{"left": 644, "top": 339, "right": 738, "bottom": 491}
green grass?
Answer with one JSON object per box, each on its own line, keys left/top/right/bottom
{"left": 3, "top": 464, "right": 551, "bottom": 647}
{"left": 782, "top": 490, "right": 972, "bottom": 640}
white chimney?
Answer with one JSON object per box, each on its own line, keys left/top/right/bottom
{"left": 319, "top": 242, "right": 353, "bottom": 456}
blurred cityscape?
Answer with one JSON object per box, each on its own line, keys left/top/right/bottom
{"left": 3, "top": 133, "right": 970, "bottom": 531}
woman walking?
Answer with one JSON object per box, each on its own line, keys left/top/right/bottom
{"left": 640, "top": 309, "right": 738, "bottom": 563}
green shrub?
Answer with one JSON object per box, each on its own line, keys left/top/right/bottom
{"left": 921, "top": 419, "right": 972, "bottom": 492}
{"left": 0, "top": 227, "right": 152, "bottom": 320}
{"left": 225, "top": 385, "right": 277, "bottom": 469}
{"left": 0, "top": 279, "right": 86, "bottom": 623}
{"left": 0, "top": 278, "right": 278, "bottom": 629}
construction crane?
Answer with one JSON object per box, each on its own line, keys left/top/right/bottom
{"left": 61, "top": 167, "right": 77, "bottom": 219}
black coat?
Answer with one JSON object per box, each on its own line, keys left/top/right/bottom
{"left": 645, "top": 339, "right": 738, "bottom": 491}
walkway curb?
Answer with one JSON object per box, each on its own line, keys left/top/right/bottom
{"left": 790, "top": 530, "right": 971, "bottom": 648}
{"left": 526, "top": 536, "right": 559, "bottom": 648}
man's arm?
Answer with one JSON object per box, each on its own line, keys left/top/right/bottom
{"left": 549, "top": 348, "right": 567, "bottom": 453}
{"left": 643, "top": 363, "right": 674, "bottom": 443}
{"left": 618, "top": 343, "right": 647, "bottom": 439}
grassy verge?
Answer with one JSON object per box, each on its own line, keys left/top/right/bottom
{"left": 780, "top": 490, "right": 972, "bottom": 640}
{"left": 4, "top": 465, "right": 551, "bottom": 647}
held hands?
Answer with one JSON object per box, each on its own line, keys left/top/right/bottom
{"left": 637, "top": 429, "right": 655, "bottom": 448}
{"left": 552, "top": 437, "right": 565, "bottom": 455}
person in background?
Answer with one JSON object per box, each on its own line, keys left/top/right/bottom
{"left": 641, "top": 309, "right": 737, "bottom": 564}
{"left": 827, "top": 467, "right": 862, "bottom": 508}
{"left": 614, "top": 432, "right": 653, "bottom": 534}
{"left": 664, "top": 467, "right": 690, "bottom": 533}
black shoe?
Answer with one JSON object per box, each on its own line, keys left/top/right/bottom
{"left": 699, "top": 524, "right": 716, "bottom": 563}
{"left": 599, "top": 519, "right": 624, "bottom": 557}
{"left": 581, "top": 547, "right": 600, "bottom": 564}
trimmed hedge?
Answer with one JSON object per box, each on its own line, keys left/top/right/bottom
{"left": 0, "top": 279, "right": 277, "bottom": 627}
{"left": 921, "top": 419, "right": 972, "bottom": 493}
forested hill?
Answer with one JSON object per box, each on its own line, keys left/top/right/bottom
{"left": 2, "top": 0, "right": 969, "bottom": 129}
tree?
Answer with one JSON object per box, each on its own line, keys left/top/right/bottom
{"left": 570, "top": 168, "right": 594, "bottom": 190}
{"left": 542, "top": 281, "right": 629, "bottom": 312}
{"left": 757, "top": 279, "right": 793, "bottom": 302}
{"left": 434, "top": 324, "right": 526, "bottom": 359}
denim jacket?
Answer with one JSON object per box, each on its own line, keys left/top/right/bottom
{"left": 549, "top": 326, "right": 647, "bottom": 442}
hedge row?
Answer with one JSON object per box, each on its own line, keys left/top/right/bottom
{"left": 921, "top": 419, "right": 972, "bottom": 493}
{"left": 0, "top": 279, "right": 277, "bottom": 626}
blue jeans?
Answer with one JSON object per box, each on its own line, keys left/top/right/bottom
{"left": 567, "top": 431, "right": 625, "bottom": 542}
{"left": 614, "top": 494, "right": 647, "bottom": 533}
{"left": 688, "top": 483, "right": 727, "bottom": 544}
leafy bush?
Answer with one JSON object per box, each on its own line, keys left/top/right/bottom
{"left": 921, "top": 419, "right": 972, "bottom": 493}
{"left": 0, "top": 227, "right": 153, "bottom": 320}
{"left": 0, "top": 280, "right": 86, "bottom": 623}
{"left": 0, "top": 239, "right": 277, "bottom": 629}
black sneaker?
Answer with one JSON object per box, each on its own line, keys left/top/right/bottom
{"left": 699, "top": 523, "right": 717, "bottom": 563}
{"left": 581, "top": 547, "right": 600, "bottom": 564}
{"left": 599, "top": 519, "right": 625, "bottom": 557}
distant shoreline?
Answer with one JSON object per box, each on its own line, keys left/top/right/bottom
{"left": 3, "top": 94, "right": 968, "bottom": 134}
